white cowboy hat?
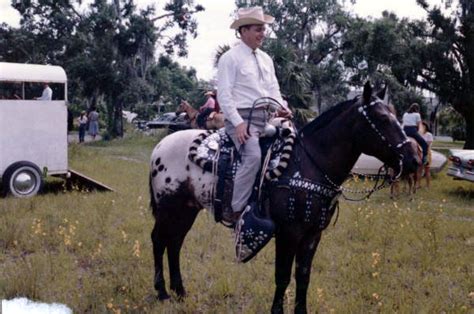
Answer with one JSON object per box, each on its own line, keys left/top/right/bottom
{"left": 230, "top": 6, "right": 275, "bottom": 30}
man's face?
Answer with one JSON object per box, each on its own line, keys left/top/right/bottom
{"left": 241, "top": 24, "right": 267, "bottom": 50}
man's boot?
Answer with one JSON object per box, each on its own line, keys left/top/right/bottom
{"left": 222, "top": 209, "right": 243, "bottom": 224}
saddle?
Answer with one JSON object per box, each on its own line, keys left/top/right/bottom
{"left": 188, "top": 120, "right": 296, "bottom": 262}
{"left": 188, "top": 119, "right": 295, "bottom": 214}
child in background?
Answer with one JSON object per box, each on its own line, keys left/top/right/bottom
{"left": 77, "top": 111, "right": 88, "bottom": 143}
{"left": 418, "top": 121, "right": 433, "bottom": 188}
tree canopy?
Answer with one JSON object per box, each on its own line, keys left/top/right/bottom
{"left": 0, "top": 0, "right": 205, "bottom": 137}
{"left": 2, "top": 0, "right": 473, "bottom": 146}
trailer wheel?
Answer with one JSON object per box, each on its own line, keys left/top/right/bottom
{"left": 3, "top": 162, "right": 43, "bottom": 198}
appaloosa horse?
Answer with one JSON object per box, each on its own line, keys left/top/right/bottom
{"left": 176, "top": 100, "right": 225, "bottom": 129}
{"left": 149, "top": 83, "right": 418, "bottom": 313}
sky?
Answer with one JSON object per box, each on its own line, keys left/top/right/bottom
{"left": 0, "top": 0, "right": 453, "bottom": 80}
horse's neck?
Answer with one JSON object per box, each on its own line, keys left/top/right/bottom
{"left": 300, "top": 125, "right": 361, "bottom": 186}
{"left": 184, "top": 105, "right": 198, "bottom": 120}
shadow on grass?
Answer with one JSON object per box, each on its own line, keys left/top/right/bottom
{"left": 41, "top": 179, "right": 73, "bottom": 195}
{"left": 446, "top": 186, "right": 474, "bottom": 199}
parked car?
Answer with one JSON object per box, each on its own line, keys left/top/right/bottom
{"left": 447, "top": 149, "right": 474, "bottom": 182}
{"left": 147, "top": 112, "right": 191, "bottom": 132}
{"left": 352, "top": 150, "right": 447, "bottom": 175}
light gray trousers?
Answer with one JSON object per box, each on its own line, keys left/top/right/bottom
{"left": 225, "top": 109, "right": 267, "bottom": 213}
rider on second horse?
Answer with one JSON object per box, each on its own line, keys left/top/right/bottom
{"left": 196, "top": 90, "right": 220, "bottom": 128}
{"left": 217, "top": 6, "right": 292, "bottom": 224}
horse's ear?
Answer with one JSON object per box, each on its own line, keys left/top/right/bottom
{"left": 376, "top": 85, "right": 387, "bottom": 101}
{"left": 363, "top": 81, "right": 372, "bottom": 104}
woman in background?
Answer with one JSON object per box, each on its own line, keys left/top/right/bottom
{"left": 88, "top": 107, "right": 99, "bottom": 140}
{"left": 402, "top": 103, "right": 428, "bottom": 165}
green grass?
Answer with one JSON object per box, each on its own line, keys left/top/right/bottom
{"left": 432, "top": 140, "right": 465, "bottom": 156}
{"left": 1, "top": 132, "right": 473, "bottom": 313}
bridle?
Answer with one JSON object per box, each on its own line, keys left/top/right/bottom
{"left": 357, "top": 99, "right": 411, "bottom": 181}
{"left": 297, "top": 98, "right": 411, "bottom": 201}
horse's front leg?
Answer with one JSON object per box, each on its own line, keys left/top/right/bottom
{"left": 167, "top": 234, "right": 187, "bottom": 299}
{"left": 151, "top": 222, "right": 170, "bottom": 300}
{"left": 294, "top": 231, "right": 322, "bottom": 314}
{"left": 271, "top": 230, "right": 298, "bottom": 314}
{"left": 167, "top": 206, "right": 200, "bottom": 300}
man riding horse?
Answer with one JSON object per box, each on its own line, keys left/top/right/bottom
{"left": 217, "top": 6, "right": 292, "bottom": 224}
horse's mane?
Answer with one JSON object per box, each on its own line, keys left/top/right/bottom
{"left": 300, "top": 97, "right": 359, "bottom": 135}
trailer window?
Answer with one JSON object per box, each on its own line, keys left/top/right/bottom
{"left": 0, "top": 82, "right": 66, "bottom": 100}
{"left": 24, "top": 82, "right": 65, "bottom": 100}
{"left": 0, "top": 82, "right": 23, "bottom": 100}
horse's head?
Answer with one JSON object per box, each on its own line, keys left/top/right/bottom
{"left": 175, "top": 101, "right": 187, "bottom": 115}
{"left": 353, "top": 82, "right": 419, "bottom": 180}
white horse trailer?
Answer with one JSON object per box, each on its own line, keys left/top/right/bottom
{"left": 0, "top": 62, "right": 112, "bottom": 197}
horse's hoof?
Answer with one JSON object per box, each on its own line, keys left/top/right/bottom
{"left": 175, "top": 292, "right": 187, "bottom": 302}
{"left": 157, "top": 292, "right": 171, "bottom": 301}
{"left": 171, "top": 286, "right": 187, "bottom": 301}
{"left": 271, "top": 303, "right": 284, "bottom": 314}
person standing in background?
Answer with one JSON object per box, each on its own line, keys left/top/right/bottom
{"left": 418, "top": 121, "right": 433, "bottom": 188}
{"left": 88, "top": 107, "right": 99, "bottom": 140}
{"left": 77, "top": 111, "right": 88, "bottom": 143}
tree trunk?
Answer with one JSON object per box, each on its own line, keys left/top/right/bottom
{"left": 115, "top": 100, "right": 124, "bottom": 137}
{"left": 464, "top": 109, "right": 474, "bottom": 149}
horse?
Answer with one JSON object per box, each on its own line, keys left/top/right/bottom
{"left": 149, "top": 83, "right": 419, "bottom": 313}
{"left": 175, "top": 100, "right": 225, "bottom": 129}
{"left": 390, "top": 137, "right": 423, "bottom": 199}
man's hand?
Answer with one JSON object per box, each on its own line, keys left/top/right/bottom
{"left": 277, "top": 108, "right": 293, "bottom": 119}
{"left": 235, "top": 122, "right": 250, "bottom": 145}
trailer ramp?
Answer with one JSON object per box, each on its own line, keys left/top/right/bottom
{"left": 63, "top": 169, "right": 114, "bottom": 192}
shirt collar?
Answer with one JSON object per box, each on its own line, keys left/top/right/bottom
{"left": 239, "top": 41, "right": 260, "bottom": 55}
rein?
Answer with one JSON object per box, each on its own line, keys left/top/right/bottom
{"left": 246, "top": 96, "right": 283, "bottom": 134}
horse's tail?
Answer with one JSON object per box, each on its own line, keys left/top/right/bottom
{"left": 149, "top": 173, "right": 160, "bottom": 217}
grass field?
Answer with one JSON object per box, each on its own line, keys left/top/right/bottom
{"left": 1, "top": 131, "right": 473, "bottom": 313}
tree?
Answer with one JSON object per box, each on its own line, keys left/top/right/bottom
{"left": 341, "top": 13, "right": 425, "bottom": 115}
{"left": 410, "top": 0, "right": 474, "bottom": 148}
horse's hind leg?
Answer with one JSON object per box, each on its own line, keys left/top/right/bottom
{"left": 151, "top": 222, "right": 170, "bottom": 300}
{"left": 294, "top": 231, "right": 322, "bottom": 314}
{"left": 271, "top": 230, "right": 298, "bottom": 314}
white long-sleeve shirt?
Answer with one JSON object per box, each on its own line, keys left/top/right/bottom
{"left": 37, "top": 86, "right": 53, "bottom": 100}
{"left": 217, "top": 42, "right": 286, "bottom": 127}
